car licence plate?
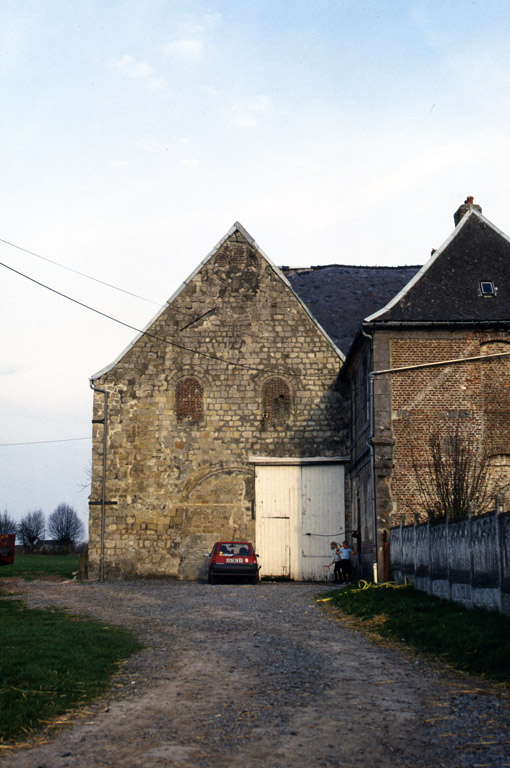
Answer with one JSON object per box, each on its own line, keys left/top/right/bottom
{"left": 226, "top": 558, "right": 243, "bottom": 563}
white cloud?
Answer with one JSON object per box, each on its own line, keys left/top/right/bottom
{"left": 197, "top": 84, "right": 219, "bottom": 97}
{"left": 163, "top": 38, "right": 203, "bottom": 62}
{"left": 230, "top": 113, "right": 258, "bottom": 130}
{"left": 230, "top": 95, "right": 273, "bottom": 129}
{"left": 162, "top": 13, "right": 221, "bottom": 64}
{"left": 111, "top": 54, "right": 166, "bottom": 91}
{"left": 202, "top": 13, "right": 222, "bottom": 28}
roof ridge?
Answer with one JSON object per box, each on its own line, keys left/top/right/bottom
{"left": 280, "top": 264, "right": 422, "bottom": 271}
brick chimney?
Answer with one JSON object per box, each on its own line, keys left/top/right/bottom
{"left": 454, "top": 196, "right": 482, "bottom": 226}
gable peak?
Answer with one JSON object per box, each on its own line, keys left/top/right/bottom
{"left": 224, "top": 221, "right": 256, "bottom": 245}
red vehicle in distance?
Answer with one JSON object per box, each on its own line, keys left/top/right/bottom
{"left": 0, "top": 534, "right": 15, "bottom": 567}
{"left": 205, "top": 541, "right": 259, "bottom": 584}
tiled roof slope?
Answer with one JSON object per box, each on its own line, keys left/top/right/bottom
{"left": 282, "top": 264, "right": 420, "bottom": 356}
{"left": 367, "top": 211, "right": 510, "bottom": 325}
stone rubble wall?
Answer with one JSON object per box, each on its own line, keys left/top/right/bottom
{"left": 89, "top": 231, "right": 349, "bottom": 579}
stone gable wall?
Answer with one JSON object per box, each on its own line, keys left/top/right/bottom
{"left": 89, "top": 231, "right": 348, "bottom": 579}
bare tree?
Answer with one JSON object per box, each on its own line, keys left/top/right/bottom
{"left": 412, "top": 421, "right": 507, "bottom": 520}
{"left": 18, "top": 510, "right": 45, "bottom": 553}
{"left": 77, "top": 462, "right": 92, "bottom": 493}
{"left": 48, "top": 504, "right": 85, "bottom": 553}
{"left": 0, "top": 510, "right": 18, "bottom": 535}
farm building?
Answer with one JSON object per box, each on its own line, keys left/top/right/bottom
{"left": 89, "top": 198, "right": 510, "bottom": 581}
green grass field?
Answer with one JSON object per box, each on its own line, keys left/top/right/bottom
{"left": 0, "top": 593, "right": 142, "bottom": 743}
{"left": 318, "top": 582, "right": 510, "bottom": 685}
{"left": 0, "top": 554, "right": 79, "bottom": 580}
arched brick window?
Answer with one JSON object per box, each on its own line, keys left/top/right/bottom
{"left": 263, "top": 378, "right": 291, "bottom": 423}
{"left": 176, "top": 378, "right": 203, "bottom": 423}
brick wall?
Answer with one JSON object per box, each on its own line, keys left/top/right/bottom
{"left": 347, "top": 328, "right": 510, "bottom": 580}
{"left": 389, "top": 331, "right": 510, "bottom": 523}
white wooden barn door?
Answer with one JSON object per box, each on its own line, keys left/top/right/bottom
{"left": 254, "top": 462, "right": 345, "bottom": 581}
{"left": 300, "top": 464, "right": 344, "bottom": 580}
{"left": 255, "top": 465, "right": 298, "bottom": 579}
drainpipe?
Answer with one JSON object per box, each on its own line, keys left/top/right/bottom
{"left": 89, "top": 380, "right": 108, "bottom": 582}
{"left": 361, "top": 328, "right": 379, "bottom": 583}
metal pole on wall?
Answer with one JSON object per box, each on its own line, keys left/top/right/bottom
{"left": 89, "top": 381, "right": 108, "bottom": 582}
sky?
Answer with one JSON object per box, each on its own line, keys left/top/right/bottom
{"left": 2, "top": 0, "right": 510, "bottom": 536}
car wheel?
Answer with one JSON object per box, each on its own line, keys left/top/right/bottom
{"left": 208, "top": 571, "right": 216, "bottom": 585}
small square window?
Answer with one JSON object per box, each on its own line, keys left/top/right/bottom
{"left": 479, "top": 280, "right": 497, "bottom": 297}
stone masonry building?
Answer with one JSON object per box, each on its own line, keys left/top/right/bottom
{"left": 89, "top": 224, "right": 349, "bottom": 580}
{"left": 89, "top": 199, "right": 510, "bottom": 581}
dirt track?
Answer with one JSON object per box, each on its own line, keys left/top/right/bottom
{"left": 1, "top": 579, "right": 509, "bottom": 768}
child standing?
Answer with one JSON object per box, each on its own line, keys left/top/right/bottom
{"left": 327, "top": 542, "right": 342, "bottom": 583}
{"left": 340, "top": 540, "right": 353, "bottom": 583}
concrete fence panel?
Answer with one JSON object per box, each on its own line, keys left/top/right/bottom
{"left": 389, "top": 507, "right": 510, "bottom": 615}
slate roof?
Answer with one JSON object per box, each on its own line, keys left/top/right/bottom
{"left": 283, "top": 264, "right": 421, "bottom": 356}
{"left": 365, "top": 209, "right": 510, "bottom": 326}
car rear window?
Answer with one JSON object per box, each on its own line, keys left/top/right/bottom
{"left": 217, "top": 543, "right": 252, "bottom": 556}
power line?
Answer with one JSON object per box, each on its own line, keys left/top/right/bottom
{"left": 0, "top": 236, "right": 164, "bottom": 307}
{"left": 0, "top": 235, "right": 202, "bottom": 320}
{"left": 0, "top": 437, "right": 91, "bottom": 447}
{"left": 0, "top": 259, "right": 297, "bottom": 377}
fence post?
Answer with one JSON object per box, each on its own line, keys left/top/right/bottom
{"left": 468, "top": 501, "right": 475, "bottom": 608}
{"left": 413, "top": 513, "right": 420, "bottom": 584}
{"left": 495, "top": 494, "right": 504, "bottom": 613}
{"left": 445, "top": 510, "right": 451, "bottom": 600}
{"left": 427, "top": 515, "right": 431, "bottom": 596}
{"left": 400, "top": 514, "right": 405, "bottom": 583}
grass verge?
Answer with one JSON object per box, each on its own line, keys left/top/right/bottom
{"left": 0, "top": 593, "right": 142, "bottom": 743}
{"left": 317, "top": 582, "right": 510, "bottom": 685}
{"left": 0, "top": 554, "right": 79, "bottom": 580}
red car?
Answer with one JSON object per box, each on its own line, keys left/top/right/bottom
{"left": 206, "top": 541, "right": 259, "bottom": 584}
{"left": 0, "top": 534, "right": 15, "bottom": 567}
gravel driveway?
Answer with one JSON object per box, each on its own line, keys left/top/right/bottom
{"left": 2, "top": 579, "right": 509, "bottom": 768}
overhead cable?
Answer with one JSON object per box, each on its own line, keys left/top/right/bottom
{"left": 0, "top": 236, "right": 164, "bottom": 307}
{"left": 0, "top": 259, "right": 296, "bottom": 377}
{"left": 0, "top": 235, "right": 213, "bottom": 319}
{"left": 0, "top": 437, "right": 91, "bottom": 447}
